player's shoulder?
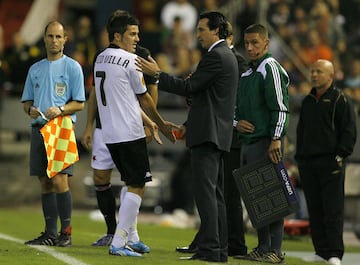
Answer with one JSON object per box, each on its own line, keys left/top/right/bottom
{"left": 62, "top": 55, "right": 83, "bottom": 71}
{"left": 28, "top": 58, "right": 48, "bottom": 73}
{"left": 31, "top": 57, "right": 46, "bottom": 67}
{"left": 136, "top": 45, "right": 151, "bottom": 59}
{"left": 63, "top": 54, "right": 80, "bottom": 64}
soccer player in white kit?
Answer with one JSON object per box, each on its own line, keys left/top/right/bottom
{"left": 93, "top": 12, "right": 177, "bottom": 257}
{"left": 82, "top": 12, "right": 159, "bottom": 251}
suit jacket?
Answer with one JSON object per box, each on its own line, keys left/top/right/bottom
{"left": 158, "top": 41, "right": 239, "bottom": 152}
{"left": 231, "top": 47, "right": 248, "bottom": 149}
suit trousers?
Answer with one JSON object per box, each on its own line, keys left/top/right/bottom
{"left": 223, "top": 146, "right": 247, "bottom": 255}
{"left": 191, "top": 142, "right": 228, "bottom": 261}
{"left": 298, "top": 157, "right": 345, "bottom": 260}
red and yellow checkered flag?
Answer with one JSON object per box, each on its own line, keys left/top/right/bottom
{"left": 40, "top": 115, "right": 79, "bottom": 178}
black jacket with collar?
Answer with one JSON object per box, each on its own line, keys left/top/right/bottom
{"left": 158, "top": 41, "right": 239, "bottom": 152}
{"left": 295, "top": 84, "right": 357, "bottom": 161}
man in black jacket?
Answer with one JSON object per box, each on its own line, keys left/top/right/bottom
{"left": 295, "top": 59, "right": 357, "bottom": 265}
{"left": 136, "top": 11, "right": 238, "bottom": 263}
{"left": 223, "top": 21, "right": 248, "bottom": 257}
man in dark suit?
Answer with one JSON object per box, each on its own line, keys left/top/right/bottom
{"left": 136, "top": 11, "right": 239, "bottom": 263}
{"left": 224, "top": 21, "right": 248, "bottom": 257}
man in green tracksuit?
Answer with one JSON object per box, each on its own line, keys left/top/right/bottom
{"left": 234, "top": 23, "right": 290, "bottom": 264}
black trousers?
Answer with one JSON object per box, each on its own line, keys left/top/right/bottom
{"left": 298, "top": 157, "right": 345, "bottom": 260}
{"left": 191, "top": 142, "right": 228, "bottom": 261}
{"left": 223, "top": 146, "right": 247, "bottom": 255}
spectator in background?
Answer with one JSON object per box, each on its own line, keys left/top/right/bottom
{"left": 300, "top": 29, "right": 333, "bottom": 67}
{"left": 269, "top": 24, "right": 292, "bottom": 62}
{"left": 201, "top": 0, "right": 220, "bottom": 12}
{"left": 160, "top": 0, "right": 198, "bottom": 49}
{"left": 172, "top": 47, "right": 193, "bottom": 78}
{"left": 73, "top": 16, "right": 97, "bottom": 94}
{"left": 344, "top": 58, "right": 360, "bottom": 91}
{"left": 162, "top": 16, "right": 194, "bottom": 58}
{"left": 63, "top": 24, "right": 76, "bottom": 56}
{"left": 296, "top": 59, "right": 357, "bottom": 265}
{"left": 267, "top": 1, "right": 291, "bottom": 30}
{"left": 310, "top": 0, "right": 346, "bottom": 52}
{"left": 290, "top": 16, "right": 310, "bottom": 47}
{"left": 343, "top": 58, "right": 360, "bottom": 112}
{"left": 3, "top": 32, "right": 41, "bottom": 95}
{"left": 0, "top": 25, "right": 4, "bottom": 94}
{"left": 235, "top": 0, "right": 258, "bottom": 48}
{"left": 0, "top": 25, "right": 3, "bottom": 55}
{"left": 74, "top": 16, "right": 97, "bottom": 67}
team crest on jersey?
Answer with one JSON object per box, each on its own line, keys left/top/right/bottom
{"left": 55, "top": 82, "right": 66, "bottom": 96}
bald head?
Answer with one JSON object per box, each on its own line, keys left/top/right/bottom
{"left": 44, "top": 21, "right": 65, "bottom": 36}
{"left": 310, "top": 59, "right": 334, "bottom": 92}
{"left": 314, "top": 59, "right": 334, "bottom": 75}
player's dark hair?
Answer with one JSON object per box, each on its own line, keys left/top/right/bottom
{"left": 244, "top": 23, "right": 269, "bottom": 39}
{"left": 107, "top": 11, "right": 139, "bottom": 42}
{"left": 199, "top": 11, "right": 228, "bottom": 39}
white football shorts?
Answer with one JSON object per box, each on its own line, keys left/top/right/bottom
{"left": 91, "top": 128, "right": 116, "bottom": 170}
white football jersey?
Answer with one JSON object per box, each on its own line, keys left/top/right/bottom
{"left": 94, "top": 46, "right": 147, "bottom": 143}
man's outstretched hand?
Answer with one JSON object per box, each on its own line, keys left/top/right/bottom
{"left": 135, "top": 56, "right": 160, "bottom": 77}
{"left": 159, "top": 121, "right": 182, "bottom": 144}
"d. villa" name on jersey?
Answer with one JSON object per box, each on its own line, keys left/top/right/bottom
{"left": 96, "top": 55, "right": 130, "bottom": 67}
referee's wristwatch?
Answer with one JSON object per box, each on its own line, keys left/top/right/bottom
{"left": 58, "top": 105, "right": 65, "bottom": 114}
{"left": 154, "top": 71, "right": 162, "bottom": 80}
{"left": 335, "top": 155, "right": 343, "bottom": 163}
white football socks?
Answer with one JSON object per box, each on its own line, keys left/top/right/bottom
{"left": 111, "top": 191, "right": 141, "bottom": 248}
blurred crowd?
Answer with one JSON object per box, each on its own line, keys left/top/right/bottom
{"left": 1, "top": 0, "right": 360, "bottom": 112}
{"left": 263, "top": 0, "right": 360, "bottom": 115}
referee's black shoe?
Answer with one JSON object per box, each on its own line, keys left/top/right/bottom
{"left": 176, "top": 245, "right": 198, "bottom": 253}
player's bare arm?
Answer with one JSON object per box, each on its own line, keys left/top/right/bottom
{"left": 138, "top": 93, "right": 180, "bottom": 143}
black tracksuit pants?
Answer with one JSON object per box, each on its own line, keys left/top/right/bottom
{"left": 298, "top": 156, "right": 345, "bottom": 260}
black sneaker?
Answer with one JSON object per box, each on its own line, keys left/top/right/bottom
{"left": 57, "top": 226, "right": 72, "bottom": 247}
{"left": 234, "top": 247, "right": 265, "bottom": 261}
{"left": 24, "top": 232, "right": 57, "bottom": 246}
{"left": 259, "top": 250, "right": 285, "bottom": 264}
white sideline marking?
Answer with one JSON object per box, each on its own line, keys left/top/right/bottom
{"left": 0, "top": 233, "right": 90, "bottom": 265}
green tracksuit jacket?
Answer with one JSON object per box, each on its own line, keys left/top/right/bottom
{"left": 235, "top": 53, "right": 290, "bottom": 144}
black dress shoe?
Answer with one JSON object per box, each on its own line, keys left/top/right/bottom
{"left": 175, "top": 245, "right": 198, "bottom": 253}
{"left": 179, "top": 253, "right": 225, "bottom": 262}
